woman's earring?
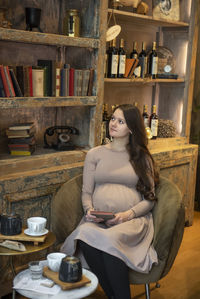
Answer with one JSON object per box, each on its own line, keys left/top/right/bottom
{"left": 129, "top": 130, "right": 133, "bottom": 135}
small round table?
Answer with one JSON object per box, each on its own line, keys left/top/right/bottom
{"left": 0, "top": 231, "right": 56, "bottom": 256}
{"left": 0, "top": 232, "right": 56, "bottom": 298}
{"left": 13, "top": 268, "right": 98, "bottom": 299}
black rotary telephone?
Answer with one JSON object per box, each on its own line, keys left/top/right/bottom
{"left": 44, "top": 126, "right": 79, "bottom": 151}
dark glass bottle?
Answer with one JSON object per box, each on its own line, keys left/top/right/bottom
{"left": 142, "top": 104, "right": 149, "bottom": 128}
{"left": 130, "top": 41, "right": 138, "bottom": 59}
{"left": 149, "top": 41, "right": 158, "bottom": 79}
{"left": 117, "top": 38, "right": 126, "bottom": 78}
{"left": 150, "top": 105, "right": 158, "bottom": 139}
{"left": 107, "top": 38, "right": 118, "bottom": 78}
{"left": 139, "top": 42, "right": 147, "bottom": 78}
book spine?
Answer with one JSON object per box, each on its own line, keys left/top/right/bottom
{"left": 29, "top": 67, "right": 33, "bottom": 97}
{"left": 55, "top": 68, "right": 60, "bottom": 97}
{"left": 5, "top": 66, "right": 16, "bottom": 96}
{"left": 69, "top": 68, "right": 74, "bottom": 96}
{"left": 9, "top": 69, "right": 23, "bottom": 97}
{"left": 0, "top": 71, "right": 6, "bottom": 97}
{"left": 32, "top": 69, "right": 44, "bottom": 97}
{"left": 16, "top": 66, "right": 24, "bottom": 96}
{"left": 23, "top": 66, "right": 30, "bottom": 97}
{"left": 60, "top": 68, "right": 65, "bottom": 96}
{"left": 0, "top": 65, "right": 11, "bottom": 97}
{"left": 87, "top": 68, "right": 94, "bottom": 96}
{"left": 10, "top": 151, "right": 32, "bottom": 156}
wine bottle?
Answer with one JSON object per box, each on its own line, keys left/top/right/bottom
{"left": 139, "top": 42, "right": 147, "bottom": 78}
{"left": 118, "top": 38, "right": 126, "bottom": 78}
{"left": 107, "top": 38, "right": 118, "bottom": 78}
{"left": 130, "top": 41, "right": 138, "bottom": 59}
{"left": 150, "top": 105, "right": 158, "bottom": 139}
{"left": 142, "top": 104, "right": 149, "bottom": 128}
{"left": 149, "top": 41, "right": 158, "bottom": 79}
{"left": 101, "top": 104, "right": 110, "bottom": 144}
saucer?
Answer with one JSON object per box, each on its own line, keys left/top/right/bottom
{"left": 24, "top": 228, "right": 49, "bottom": 237}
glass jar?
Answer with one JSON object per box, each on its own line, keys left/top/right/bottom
{"left": 63, "top": 9, "right": 80, "bottom": 37}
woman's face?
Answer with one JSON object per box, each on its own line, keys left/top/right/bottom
{"left": 109, "top": 108, "right": 130, "bottom": 138}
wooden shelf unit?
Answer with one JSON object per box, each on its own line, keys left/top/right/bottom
{"left": 0, "top": 0, "right": 107, "bottom": 155}
{"left": 104, "top": 0, "right": 199, "bottom": 225}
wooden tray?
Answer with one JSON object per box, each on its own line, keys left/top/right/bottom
{"left": 43, "top": 266, "right": 91, "bottom": 290}
{"left": 0, "top": 228, "right": 48, "bottom": 246}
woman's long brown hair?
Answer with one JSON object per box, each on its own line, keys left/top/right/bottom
{"left": 113, "top": 104, "right": 159, "bottom": 201}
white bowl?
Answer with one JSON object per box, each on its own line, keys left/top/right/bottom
{"left": 47, "top": 252, "right": 66, "bottom": 272}
{"left": 27, "top": 217, "right": 47, "bottom": 234}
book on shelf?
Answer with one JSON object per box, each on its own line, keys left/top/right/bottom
{"left": 8, "top": 122, "right": 35, "bottom": 130}
{"left": 6, "top": 130, "right": 35, "bottom": 138}
{"left": 55, "top": 67, "right": 61, "bottom": 97}
{"left": 15, "top": 65, "right": 32, "bottom": 96}
{"left": 10, "top": 149, "right": 34, "bottom": 156}
{"left": 15, "top": 66, "right": 25, "bottom": 96}
{"left": 9, "top": 68, "right": 23, "bottom": 97}
{"left": 0, "top": 71, "right": 6, "bottom": 97}
{"left": 32, "top": 68, "right": 44, "bottom": 97}
{"left": 7, "top": 122, "right": 36, "bottom": 138}
{"left": 28, "top": 66, "right": 33, "bottom": 97}
{"left": 82, "top": 69, "right": 90, "bottom": 96}
{"left": 87, "top": 68, "right": 94, "bottom": 96}
{"left": 0, "top": 65, "right": 11, "bottom": 97}
{"left": 38, "top": 60, "right": 54, "bottom": 96}
{"left": 4, "top": 66, "right": 16, "bottom": 97}
{"left": 69, "top": 68, "right": 75, "bottom": 96}
{"left": 8, "top": 135, "right": 35, "bottom": 145}
{"left": 74, "top": 69, "right": 83, "bottom": 96}
{"left": 8, "top": 143, "right": 36, "bottom": 151}
{"left": 60, "top": 67, "right": 69, "bottom": 96}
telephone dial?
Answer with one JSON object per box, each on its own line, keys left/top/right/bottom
{"left": 44, "top": 126, "right": 79, "bottom": 151}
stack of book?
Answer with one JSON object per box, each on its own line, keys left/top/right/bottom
{"left": 6, "top": 122, "right": 36, "bottom": 156}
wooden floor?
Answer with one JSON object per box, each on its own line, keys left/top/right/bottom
{"left": 3, "top": 211, "right": 200, "bottom": 299}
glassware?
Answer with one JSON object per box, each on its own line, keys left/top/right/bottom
{"left": 28, "top": 261, "right": 43, "bottom": 280}
{"left": 63, "top": 9, "right": 80, "bottom": 37}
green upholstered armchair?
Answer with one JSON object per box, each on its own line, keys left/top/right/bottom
{"left": 51, "top": 174, "right": 185, "bottom": 299}
{"left": 128, "top": 176, "right": 185, "bottom": 298}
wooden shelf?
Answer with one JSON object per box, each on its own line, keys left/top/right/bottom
{"left": 104, "top": 78, "right": 185, "bottom": 84}
{"left": 0, "top": 96, "right": 97, "bottom": 109}
{"left": 0, "top": 28, "right": 99, "bottom": 49}
{"left": 108, "top": 9, "right": 189, "bottom": 27}
{"left": 0, "top": 148, "right": 87, "bottom": 178}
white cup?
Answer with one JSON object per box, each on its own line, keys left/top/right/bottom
{"left": 27, "top": 217, "right": 47, "bottom": 234}
{"left": 47, "top": 252, "right": 66, "bottom": 272}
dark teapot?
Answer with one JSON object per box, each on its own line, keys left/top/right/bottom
{"left": 0, "top": 213, "right": 22, "bottom": 236}
{"left": 59, "top": 256, "right": 82, "bottom": 283}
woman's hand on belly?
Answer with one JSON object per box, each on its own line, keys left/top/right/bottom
{"left": 106, "top": 209, "right": 135, "bottom": 226}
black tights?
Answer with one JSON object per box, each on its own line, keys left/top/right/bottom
{"left": 79, "top": 240, "right": 131, "bottom": 299}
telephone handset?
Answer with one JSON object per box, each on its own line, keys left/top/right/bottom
{"left": 44, "top": 126, "right": 79, "bottom": 151}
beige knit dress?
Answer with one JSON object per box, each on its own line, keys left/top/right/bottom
{"left": 61, "top": 145, "right": 158, "bottom": 273}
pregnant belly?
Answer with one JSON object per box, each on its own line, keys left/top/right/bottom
{"left": 93, "top": 183, "right": 142, "bottom": 213}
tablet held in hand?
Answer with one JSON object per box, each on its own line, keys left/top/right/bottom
{"left": 90, "top": 211, "right": 115, "bottom": 220}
